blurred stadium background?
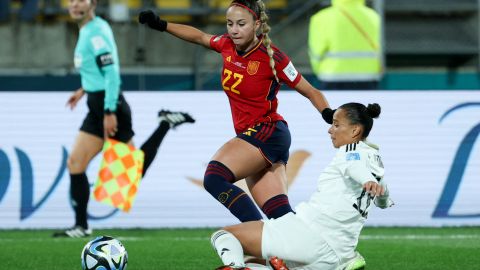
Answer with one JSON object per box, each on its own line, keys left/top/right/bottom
{"left": 1, "top": 0, "right": 480, "bottom": 269}
{"left": 1, "top": 0, "right": 480, "bottom": 90}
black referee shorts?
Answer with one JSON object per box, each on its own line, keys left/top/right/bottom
{"left": 80, "top": 91, "right": 135, "bottom": 143}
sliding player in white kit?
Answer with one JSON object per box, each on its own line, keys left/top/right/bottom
{"left": 211, "top": 102, "right": 394, "bottom": 270}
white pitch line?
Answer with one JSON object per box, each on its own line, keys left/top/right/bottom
{"left": 0, "top": 234, "right": 479, "bottom": 242}
{"left": 120, "top": 235, "right": 480, "bottom": 241}
{"left": 360, "top": 234, "right": 480, "bottom": 240}
{"left": 0, "top": 236, "right": 211, "bottom": 242}
{"left": 117, "top": 236, "right": 210, "bottom": 241}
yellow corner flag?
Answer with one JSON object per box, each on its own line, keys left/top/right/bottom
{"left": 93, "top": 138, "right": 144, "bottom": 212}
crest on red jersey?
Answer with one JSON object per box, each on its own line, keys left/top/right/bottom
{"left": 247, "top": 61, "right": 260, "bottom": 75}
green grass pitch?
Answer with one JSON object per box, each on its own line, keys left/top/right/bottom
{"left": 0, "top": 227, "right": 479, "bottom": 269}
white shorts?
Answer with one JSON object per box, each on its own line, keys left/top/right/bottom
{"left": 261, "top": 212, "right": 340, "bottom": 270}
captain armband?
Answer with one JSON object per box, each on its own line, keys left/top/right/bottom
{"left": 96, "top": 52, "right": 114, "bottom": 68}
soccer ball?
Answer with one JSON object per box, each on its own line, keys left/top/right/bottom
{"left": 81, "top": 235, "right": 128, "bottom": 270}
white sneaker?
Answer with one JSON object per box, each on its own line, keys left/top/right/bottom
{"left": 337, "top": 252, "right": 366, "bottom": 270}
{"left": 52, "top": 226, "right": 92, "bottom": 238}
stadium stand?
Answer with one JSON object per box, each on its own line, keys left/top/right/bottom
{"left": 0, "top": 0, "right": 480, "bottom": 90}
{"left": 385, "top": 0, "right": 478, "bottom": 69}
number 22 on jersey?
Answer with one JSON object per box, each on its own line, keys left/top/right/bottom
{"left": 222, "top": 68, "right": 243, "bottom": 95}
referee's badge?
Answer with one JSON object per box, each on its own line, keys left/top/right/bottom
{"left": 247, "top": 60, "right": 260, "bottom": 75}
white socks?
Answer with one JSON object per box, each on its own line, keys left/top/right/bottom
{"left": 211, "top": 230, "right": 246, "bottom": 267}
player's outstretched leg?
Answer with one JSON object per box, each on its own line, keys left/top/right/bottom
{"left": 211, "top": 230, "right": 253, "bottom": 270}
{"left": 204, "top": 161, "right": 263, "bottom": 222}
{"left": 140, "top": 109, "right": 195, "bottom": 176}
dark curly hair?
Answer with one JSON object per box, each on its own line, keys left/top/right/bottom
{"left": 338, "top": 103, "right": 381, "bottom": 138}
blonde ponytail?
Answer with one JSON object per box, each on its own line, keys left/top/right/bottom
{"left": 256, "top": 0, "right": 278, "bottom": 82}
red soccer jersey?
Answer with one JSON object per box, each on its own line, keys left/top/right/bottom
{"left": 210, "top": 34, "right": 302, "bottom": 134}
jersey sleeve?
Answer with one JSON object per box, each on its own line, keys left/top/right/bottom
{"left": 209, "top": 34, "right": 230, "bottom": 53}
{"left": 374, "top": 180, "right": 394, "bottom": 209}
{"left": 89, "top": 34, "right": 120, "bottom": 112}
{"left": 344, "top": 149, "right": 377, "bottom": 185}
{"left": 273, "top": 49, "right": 302, "bottom": 88}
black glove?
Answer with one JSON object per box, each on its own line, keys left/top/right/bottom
{"left": 321, "top": 108, "right": 335, "bottom": 124}
{"left": 139, "top": 10, "right": 168, "bottom": 32}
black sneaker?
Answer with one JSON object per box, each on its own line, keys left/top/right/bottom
{"left": 52, "top": 226, "right": 92, "bottom": 238}
{"left": 158, "top": 110, "right": 195, "bottom": 129}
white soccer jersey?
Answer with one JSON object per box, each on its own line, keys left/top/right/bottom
{"left": 295, "top": 140, "right": 387, "bottom": 260}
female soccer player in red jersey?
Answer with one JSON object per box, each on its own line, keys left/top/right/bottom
{"left": 139, "top": 0, "right": 334, "bottom": 222}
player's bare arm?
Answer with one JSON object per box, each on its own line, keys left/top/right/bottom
{"left": 138, "top": 10, "right": 213, "bottom": 48}
{"left": 294, "top": 76, "right": 330, "bottom": 113}
{"left": 165, "top": 23, "right": 213, "bottom": 49}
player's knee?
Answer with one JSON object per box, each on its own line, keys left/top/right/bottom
{"left": 203, "top": 174, "right": 221, "bottom": 194}
{"left": 203, "top": 160, "right": 235, "bottom": 192}
{"left": 67, "top": 156, "right": 76, "bottom": 171}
